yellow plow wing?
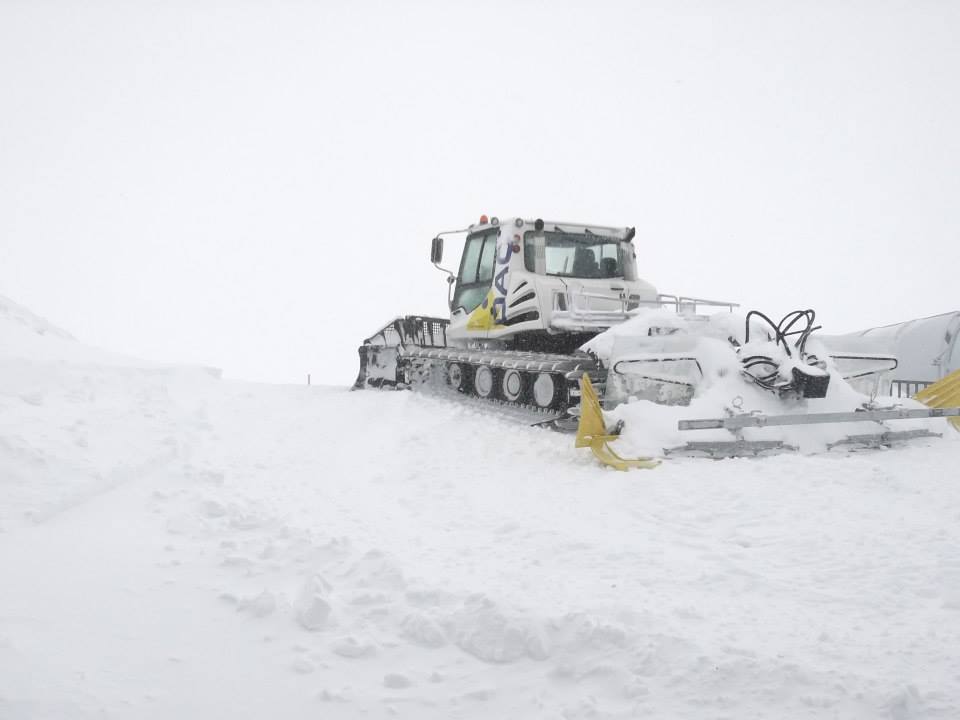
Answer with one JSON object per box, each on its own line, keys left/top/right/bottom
{"left": 575, "top": 374, "right": 660, "bottom": 470}
{"left": 914, "top": 369, "right": 960, "bottom": 432}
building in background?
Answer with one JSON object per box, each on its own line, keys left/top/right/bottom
{"left": 826, "top": 311, "right": 960, "bottom": 397}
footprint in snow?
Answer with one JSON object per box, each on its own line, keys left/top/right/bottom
{"left": 383, "top": 673, "right": 412, "bottom": 689}
{"left": 332, "top": 636, "right": 376, "bottom": 658}
{"left": 292, "top": 658, "right": 314, "bottom": 674}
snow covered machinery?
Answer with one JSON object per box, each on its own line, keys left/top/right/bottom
{"left": 354, "top": 214, "right": 960, "bottom": 459}
{"left": 354, "top": 215, "right": 735, "bottom": 420}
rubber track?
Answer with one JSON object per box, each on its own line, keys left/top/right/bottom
{"left": 410, "top": 379, "right": 573, "bottom": 428}
{"left": 398, "top": 351, "right": 604, "bottom": 430}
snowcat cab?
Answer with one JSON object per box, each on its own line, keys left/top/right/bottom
{"left": 434, "top": 217, "right": 661, "bottom": 353}
{"left": 433, "top": 217, "right": 658, "bottom": 354}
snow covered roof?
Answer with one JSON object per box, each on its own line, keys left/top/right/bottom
{"left": 826, "top": 311, "right": 960, "bottom": 381}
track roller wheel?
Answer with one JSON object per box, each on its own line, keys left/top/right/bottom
{"left": 532, "top": 372, "right": 563, "bottom": 409}
{"left": 474, "top": 365, "right": 496, "bottom": 399}
{"left": 501, "top": 369, "right": 524, "bottom": 403}
{"left": 447, "top": 362, "right": 470, "bottom": 393}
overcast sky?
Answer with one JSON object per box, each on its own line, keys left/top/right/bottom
{"left": 2, "top": 1, "right": 958, "bottom": 384}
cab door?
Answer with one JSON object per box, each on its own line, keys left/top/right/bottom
{"left": 452, "top": 229, "right": 499, "bottom": 337}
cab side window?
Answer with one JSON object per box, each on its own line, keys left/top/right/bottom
{"left": 477, "top": 234, "right": 497, "bottom": 282}
{"left": 458, "top": 235, "right": 484, "bottom": 284}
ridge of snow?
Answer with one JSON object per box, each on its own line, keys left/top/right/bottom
{"left": 0, "top": 293, "right": 75, "bottom": 340}
{"left": 0, "top": 291, "right": 222, "bottom": 377}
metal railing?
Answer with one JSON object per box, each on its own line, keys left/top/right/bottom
{"left": 361, "top": 315, "right": 449, "bottom": 349}
{"left": 891, "top": 379, "right": 934, "bottom": 398}
{"left": 553, "top": 290, "right": 739, "bottom": 323}
{"left": 653, "top": 294, "right": 739, "bottom": 314}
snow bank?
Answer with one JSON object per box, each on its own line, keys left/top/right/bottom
{"left": 0, "top": 294, "right": 221, "bottom": 530}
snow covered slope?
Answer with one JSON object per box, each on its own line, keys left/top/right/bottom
{"left": 2, "top": 295, "right": 960, "bottom": 719}
{"left": 0, "top": 293, "right": 220, "bottom": 531}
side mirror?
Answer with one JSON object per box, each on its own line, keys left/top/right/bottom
{"left": 430, "top": 236, "right": 444, "bottom": 264}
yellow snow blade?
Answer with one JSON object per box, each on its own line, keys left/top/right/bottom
{"left": 914, "top": 369, "right": 960, "bottom": 431}
{"left": 575, "top": 374, "right": 660, "bottom": 470}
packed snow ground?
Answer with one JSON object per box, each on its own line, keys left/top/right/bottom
{"left": 2, "top": 295, "right": 960, "bottom": 719}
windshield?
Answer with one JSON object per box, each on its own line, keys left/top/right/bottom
{"left": 524, "top": 230, "right": 623, "bottom": 278}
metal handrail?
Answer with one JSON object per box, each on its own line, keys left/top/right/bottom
{"left": 654, "top": 294, "right": 739, "bottom": 313}
{"left": 555, "top": 289, "right": 739, "bottom": 318}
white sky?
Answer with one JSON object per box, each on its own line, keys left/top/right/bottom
{"left": 2, "top": 1, "right": 958, "bottom": 384}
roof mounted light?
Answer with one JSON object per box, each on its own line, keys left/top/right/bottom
{"left": 514, "top": 218, "right": 524, "bottom": 228}
{"left": 479, "top": 214, "right": 489, "bottom": 224}
{"left": 490, "top": 216, "right": 500, "bottom": 226}
{"left": 534, "top": 218, "right": 544, "bottom": 231}
{"left": 624, "top": 226, "right": 636, "bottom": 242}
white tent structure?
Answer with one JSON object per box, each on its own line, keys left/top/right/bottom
{"left": 825, "top": 311, "right": 960, "bottom": 397}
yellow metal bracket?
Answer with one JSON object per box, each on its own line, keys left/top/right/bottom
{"left": 575, "top": 374, "right": 660, "bottom": 470}
{"left": 914, "top": 369, "right": 960, "bottom": 432}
